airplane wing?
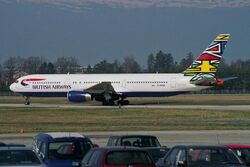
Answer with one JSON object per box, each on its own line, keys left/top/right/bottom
{"left": 85, "top": 82, "right": 119, "bottom": 104}
{"left": 85, "top": 82, "right": 116, "bottom": 94}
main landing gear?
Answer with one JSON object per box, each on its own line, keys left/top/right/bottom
{"left": 117, "top": 99, "right": 129, "bottom": 106}
{"left": 24, "top": 96, "right": 30, "bottom": 105}
{"left": 101, "top": 98, "right": 130, "bottom": 106}
{"left": 102, "top": 100, "right": 115, "bottom": 106}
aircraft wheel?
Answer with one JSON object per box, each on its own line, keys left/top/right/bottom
{"left": 25, "top": 101, "right": 30, "bottom": 105}
{"left": 102, "top": 100, "right": 115, "bottom": 106}
{"left": 118, "top": 100, "right": 129, "bottom": 105}
{"left": 122, "top": 100, "right": 129, "bottom": 105}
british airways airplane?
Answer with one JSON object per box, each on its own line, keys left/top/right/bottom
{"left": 10, "top": 34, "right": 231, "bottom": 105}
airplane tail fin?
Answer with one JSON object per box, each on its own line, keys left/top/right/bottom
{"left": 183, "top": 34, "right": 230, "bottom": 86}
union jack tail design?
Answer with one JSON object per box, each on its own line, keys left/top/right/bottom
{"left": 184, "top": 34, "right": 230, "bottom": 77}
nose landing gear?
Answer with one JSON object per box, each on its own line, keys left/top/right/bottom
{"left": 24, "top": 96, "right": 30, "bottom": 105}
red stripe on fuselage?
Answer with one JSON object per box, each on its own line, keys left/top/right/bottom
{"left": 22, "top": 78, "right": 45, "bottom": 82}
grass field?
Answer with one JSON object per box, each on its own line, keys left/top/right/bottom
{"left": 0, "top": 107, "right": 250, "bottom": 133}
{"left": 0, "top": 94, "right": 250, "bottom": 133}
{"left": 1, "top": 94, "right": 250, "bottom": 105}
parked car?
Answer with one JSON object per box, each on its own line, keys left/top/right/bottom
{"left": 107, "top": 134, "right": 168, "bottom": 162}
{"left": 156, "top": 145, "right": 245, "bottom": 167}
{"left": 80, "top": 147, "right": 156, "bottom": 167}
{"left": 224, "top": 144, "right": 250, "bottom": 167}
{"left": 32, "top": 132, "right": 94, "bottom": 167}
{"left": 0, "top": 142, "right": 26, "bottom": 147}
{"left": 0, "top": 147, "right": 45, "bottom": 167}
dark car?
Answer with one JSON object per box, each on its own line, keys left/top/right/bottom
{"left": 0, "top": 147, "right": 45, "bottom": 167}
{"left": 80, "top": 147, "right": 156, "bottom": 167}
{"left": 32, "top": 132, "right": 94, "bottom": 167}
{"left": 0, "top": 142, "right": 26, "bottom": 147}
{"left": 156, "top": 145, "right": 245, "bottom": 167}
{"left": 107, "top": 135, "right": 168, "bottom": 162}
{"left": 224, "top": 144, "right": 250, "bottom": 167}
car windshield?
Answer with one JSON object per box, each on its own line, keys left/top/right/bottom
{"left": 188, "top": 147, "right": 242, "bottom": 165}
{"left": 48, "top": 140, "right": 92, "bottom": 160}
{"left": 233, "top": 148, "right": 250, "bottom": 165}
{"left": 0, "top": 150, "right": 41, "bottom": 166}
{"left": 121, "top": 136, "right": 161, "bottom": 147}
{"left": 106, "top": 150, "right": 153, "bottom": 165}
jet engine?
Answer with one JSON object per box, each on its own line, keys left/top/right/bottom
{"left": 67, "top": 91, "right": 92, "bottom": 103}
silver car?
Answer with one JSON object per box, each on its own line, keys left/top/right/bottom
{"left": 0, "top": 147, "right": 45, "bottom": 167}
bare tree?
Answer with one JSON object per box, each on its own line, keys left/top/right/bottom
{"left": 0, "top": 64, "right": 2, "bottom": 81}
{"left": 21, "top": 56, "right": 45, "bottom": 74}
{"left": 3, "top": 57, "right": 17, "bottom": 83}
{"left": 121, "top": 56, "right": 141, "bottom": 73}
{"left": 55, "top": 57, "right": 80, "bottom": 74}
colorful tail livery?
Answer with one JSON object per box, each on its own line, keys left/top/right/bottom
{"left": 184, "top": 34, "right": 230, "bottom": 86}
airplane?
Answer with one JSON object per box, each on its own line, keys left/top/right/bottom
{"left": 10, "top": 34, "right": 232, "bottom": 105}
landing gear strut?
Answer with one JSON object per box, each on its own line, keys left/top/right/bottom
{"left": 102, "top": 100, "right": 115, "bottom": 106}
{"left": 24, "top": 96, "right": 30, "bottom": 105}
{"left": 117, "top": 99, "right": 130, "bottom": 106}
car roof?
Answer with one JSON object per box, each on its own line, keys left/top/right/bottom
{"left": 35, "top": 132, "right": 90, "bottom": 142}
{"left": 0, "top": 147, "right": 32, "bottom": 151}
{"left": 223, "top": 144, "right": 250, "bottom": 149}
{"left": 110, "top": 135, "right": 157, "bottom": 138}
{"left": 91, "top": 146, "right": 146, "bottom": 151}
{"left": 173, "top": 145, "right": 229, "bottom": 149}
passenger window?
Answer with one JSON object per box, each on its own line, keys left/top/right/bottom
{"left": 175, "top": 149, "right": 186, "bottom": 165}
{"left": 88, "top": 150, "right": 101, "bottom": 166}
{"left": 39, "top": 142, "right": 46, "bottom": 159}
{"left": 164, "top": 148, "right": 180, "bottom": 165}
{"left": 81, "top": 150, "right": 93, "bottom": 166}
{"left": 107, "top": 137, "right": 116, "bottom": 146}
{"left": 83, "top": 141, "right": 93, "bottom": 155}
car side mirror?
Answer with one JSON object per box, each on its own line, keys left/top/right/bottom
{"left": 178, "top": 160, "right": 186, "bottom": 167}
{"left": 93, "top": 144, "right": 99, "bottom": 148}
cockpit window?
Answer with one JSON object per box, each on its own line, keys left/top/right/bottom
{"left": 15, "top": 80, "right": 19, "bottom": 83}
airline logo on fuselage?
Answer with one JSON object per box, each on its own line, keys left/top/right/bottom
{"left": 21, "top": 78, "right": 45, "bottom": 86}
{"left": 21, "top": 77, "right": 71, "bottom": 90}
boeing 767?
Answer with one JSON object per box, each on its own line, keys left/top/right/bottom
{"left": 10, "top": 34, "right": 232, "bottom": 105}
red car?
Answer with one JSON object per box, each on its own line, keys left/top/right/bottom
{"left": 224, "top": 144, "right": 250, "bottom": 167}
{"left": 80, "top": 147, "right": 156, "bottom": 167}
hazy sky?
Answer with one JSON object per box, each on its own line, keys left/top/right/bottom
{"left": 0, "top": 0, "right": 250, "bottom": 66}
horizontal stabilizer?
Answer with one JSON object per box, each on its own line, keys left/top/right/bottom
{"left": 221, "top": 77, "right": 238, "bottom": 81}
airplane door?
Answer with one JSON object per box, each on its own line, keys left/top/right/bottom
{"left": 170, "top": 78, "right": 176, "bottom": 88}
{"left": 122, "top": 79, "right": 127, "bottom": 88}
{"left": 65, "top": 77, "right": 71, "bottom": 89}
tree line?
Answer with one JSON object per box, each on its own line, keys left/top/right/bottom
{"left": 0, "top": 51, "right": 249, "bottom": 92}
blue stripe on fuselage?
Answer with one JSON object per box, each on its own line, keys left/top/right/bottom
{"left": 18, "top": 91, "right": 188, "bottom": 98}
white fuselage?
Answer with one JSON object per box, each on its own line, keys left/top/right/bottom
{"left": 10, "top": 73, "right": 210, "bottom": 98}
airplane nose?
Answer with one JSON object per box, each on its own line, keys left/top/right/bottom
{"left": 9, "top": 83, "right": 15, "bottom": 92}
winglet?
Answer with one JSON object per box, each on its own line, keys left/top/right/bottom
{"left": 184, "top": 34, "right": 230, "bottom": 76}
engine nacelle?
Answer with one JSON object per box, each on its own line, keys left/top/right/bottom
{"left": 67, "top": 91, "right": 92, "bottom": 103}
